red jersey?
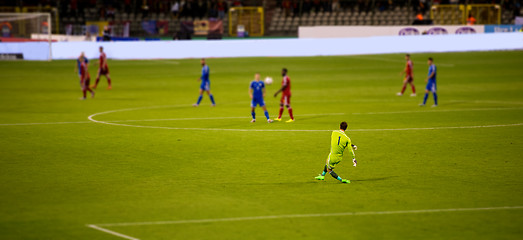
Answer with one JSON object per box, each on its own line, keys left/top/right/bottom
{"left": 282, "top": 75, "right": 291, "bottom": 96}
{"left": 80, "top": 61, "right": 90, "bottom": 79}
{"left": 99, "top": 52, "right": 108, "bottom": 69}
{"left": 405, "top": 60, "right": 413, "bottom": 77}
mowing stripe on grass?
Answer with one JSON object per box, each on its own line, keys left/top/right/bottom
{"left": 91, "top": 206, "right": 523, "bottom": 227}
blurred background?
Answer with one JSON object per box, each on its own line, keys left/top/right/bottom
{"left": 0, "top": 0, "right": 521, "bottom": 41}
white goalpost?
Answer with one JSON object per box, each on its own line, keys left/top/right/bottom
{"left": 0, "top": 12, "right": 52, "bottom": 60}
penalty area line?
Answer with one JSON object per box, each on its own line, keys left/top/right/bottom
{"left": 91, "top": 206, "right": 523, "bottom": 228}
{"left": 87, "top": 224, "right": 140, "bottom": 240}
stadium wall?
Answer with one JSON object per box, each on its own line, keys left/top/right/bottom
{"left": 0, "top": 32, "right": 521, "bottom": 61}
{"left": 298, "top": 25, "right": 486, "bottom": 38}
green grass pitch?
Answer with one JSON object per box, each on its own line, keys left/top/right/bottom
{"left": 0, "top": 51, "right": 522, "bottom": 240}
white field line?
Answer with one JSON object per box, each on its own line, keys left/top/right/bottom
{"left": 0, "top": 121, "right": 91, "bottom": 126}
{"left": 0, "top": 106, "right": 521, "bottom": 127}
{"left": 87, "top": 224, "right": 139, "bottom": 240}
{"left": 351, "top": 107, "right": 523, "bottom": 115}
{"left": 86, "top": 120, "right": 523, "bottom": 132}
{"left": 105, "top": 112, "right": 345, "bottom": 123}
{"left": 349, "top": 123, "right": 523, "bottom": 132}
{"left": 91, "top": 206, "right": 523, "bottom": 228}
{"left": 351, "top": 55, "right": 456, "bottom": 67}
{"left": 85, "top": 105, "right": 523, "bottom": 131}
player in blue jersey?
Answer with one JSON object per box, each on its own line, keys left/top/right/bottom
{"left": 420, "top": 57, "right": 438, "bottom": 107}
{"left": 193, "top": 58, "right": 216, "bottom": 107}
{"left": 249, "top": 73, "right": 273, "bottom": 123}
{"left": 75, "top": 52, "right": 89, "bottom": 86}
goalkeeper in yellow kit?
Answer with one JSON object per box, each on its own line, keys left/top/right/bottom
{"left": 315, "top": 122, "right": 357, "bottom": 183}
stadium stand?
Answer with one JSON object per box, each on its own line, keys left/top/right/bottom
{"left": 0, "top": 0, "right": 520, "bottom": 38}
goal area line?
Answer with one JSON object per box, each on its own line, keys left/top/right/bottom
{"left": 87, "top": 206, "right": 523, "bottom": 240}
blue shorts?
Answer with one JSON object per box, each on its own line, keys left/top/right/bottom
{"left": 251, "top": 98, "right": 265, "bottom": 107}
{"left": 426, "top": 81, "right": 437, "bottom": 92}
{"left": 200, "top": 82, "right": 210, "bottom": 91}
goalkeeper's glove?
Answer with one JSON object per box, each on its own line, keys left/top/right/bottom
{"left": 351, "top": 144, "right": 357, "bottom": 150}
{"left": 353, "top": 158, "right": 357, "bottom": 167}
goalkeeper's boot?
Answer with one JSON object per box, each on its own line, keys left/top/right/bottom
{"left": 315, "top": 175, "right": 324, "bottom": 181}
{"left": 286, "top": 119, "right": 295, "bottom": 123}
{"left": 274, "top": 118, "right": 282, "bottom": 122}
{"left": 341, "top": 179, "right": 350, "bottom": 184}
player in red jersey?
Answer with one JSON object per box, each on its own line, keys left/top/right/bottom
{"left": 79, "top": 55, "right": 95, "bottom": 100}
{"left": 397, "top": 54, "right": 416, "bottom": 96}
{"left": 273, "top": 68, "right": 294, "bottom": 123}
{"left": 92, "top": 46, "right": 112, "bottom": 90}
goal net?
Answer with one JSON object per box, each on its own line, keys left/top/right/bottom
{"left": 228, "top": 7, "right": 264, "bottom": 37}
{"left": 0, "top": 13, "right": 52, "bottom": 60}
{"left": 466, "top": 4, "right": 501, "bottom": 25}
{"left": 430, "top": 4, "right": 466, "bottom": 25}
{"left": 430, "top": 4, "right": 501, "bottom": 25}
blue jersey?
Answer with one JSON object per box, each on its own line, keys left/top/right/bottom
{"left": 250, "top": 80, "right": 265, "bottom": 100}
{"left": 77, "top": 58, "right": 89, "bottom": 76}
{"left": 201, "top": 65, "right": 210, "bottom": 83}
{"left": 199, "top": 65, "right": 210, "bottom": 90}
{"left": 426, "top": 64, "right": 437, "bottom": 92}
{"left": 250, "top": 80, "right": 266, "bottom": 107}
{"left": 428, "top": 64, "right": 437, "bottom": 82}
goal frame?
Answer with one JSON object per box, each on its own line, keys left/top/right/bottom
{"left": 0, "top": 12, "right": 52, "bottom": 60}
{"left": 228, "top": 7, "right": 265, "bottom": 37}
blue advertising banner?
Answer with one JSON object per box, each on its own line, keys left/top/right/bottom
{"left": 141, "top": 20, "right": 157, "bottom": 35}
{"left": 484, "top": 25, "right": 522, "bottom": 33}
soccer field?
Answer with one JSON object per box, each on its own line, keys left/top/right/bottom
{"left": 1, "top": 51, "right": 522, "bottom": 240}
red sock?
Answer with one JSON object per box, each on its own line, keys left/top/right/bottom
{"left": 107, "top": 77, "right": 112, "bottom": 86}
{"left": 288, "top": 107, "right": 294, "bottom": 120}
{"left": 278, "top": 107, "right": 284, "bottom": 118}
{"left": 95, "top": 78, "right": 100, "bottom": 85}
{"left": 401, "top": 85, "right": 406, "bottom": 94}
{"left": 82, "top": 90, "right": 86, "bottom": 98}
{"left": 411, "top": 84, "right": 416, "bottom": 94}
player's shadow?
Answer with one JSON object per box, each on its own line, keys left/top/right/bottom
{"left": 351, "top": 176, "right": 398, "bottom": 182}
{"left": 240, "top": 181, "right": 319, "bottom": 186}
{"left": 294, "top": 115, "right": 324, "bottom": 121}
{"left": 235, "top": 176, "right": 397, "bottom": 186}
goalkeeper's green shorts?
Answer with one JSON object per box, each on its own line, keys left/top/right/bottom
{"left": 327, "top": 153, "right": 342, "bottom": 169}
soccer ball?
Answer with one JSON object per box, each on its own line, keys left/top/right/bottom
{"left": 264, "top": 77, "right": 273, "bottom": 85}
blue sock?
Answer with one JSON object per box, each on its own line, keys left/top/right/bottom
{"left": 423, "top": 93, "right": 428, "bottom": 104}
{"left": 337, "top": 176, "right": 343, "bottom": 181}
{"left": 251, "top": 111, "right": 255, "bottom": 119}
{"left": 209, "top": 94, "right": 215, "bottom": 105}
{"left": 264, "top": 110, "right": 270, "bottom": 120}
{"left": 433, "top": 93, "right": 438, "bottom": 105}
{"left": 196, "top": 95, "right": 203, "bottom": 104}
{"left": 321, "top": 171, "right": 326, "bottom": 176}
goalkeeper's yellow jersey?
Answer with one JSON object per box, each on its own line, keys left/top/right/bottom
{"left": 330, "top": 130, "right": 355, "bottom": 159}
